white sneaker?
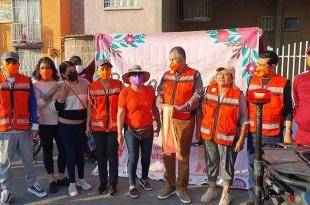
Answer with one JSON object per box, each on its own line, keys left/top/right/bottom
{"left": 0, "top": 189, "right": 12, "bottom": 204}
{"left": 200, "top": 188, "right": 218, "bottom": 203}
{"left": 68, "top": 183, "right": 78, "bottom": 196}
{"left": 219, "top": 192, "right": 232, "bottom": 205}
{"left": 76, "top": 178, "right": 92, "bottom": 190}
{"left": 91, "top": 165, "right": 99, "bottom": 176}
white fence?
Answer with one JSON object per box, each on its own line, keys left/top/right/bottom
{"left": 267, "top": 41, "right": 309, "bottom": 83}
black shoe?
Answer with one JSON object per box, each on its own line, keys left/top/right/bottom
{"left": 48, "top": 181, "right": 58, "bottom": 193}
{"left": 108, "top": 184, "right": 117, "bottom": 196}
{"left": 129, "top": 187, "right": 139, "bottom": 199}
{"left": 98, "top": 184, "right": 107, "bottom": 194}
{"left": 139, "top": 178, "right": 152, "bottom": 191}
{"left": 57, "top": 177, "right": 69, "bottom": 186}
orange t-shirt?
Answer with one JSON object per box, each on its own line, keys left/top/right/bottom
{"left": 118, "top": 85, "right": 155, "bottom": 129}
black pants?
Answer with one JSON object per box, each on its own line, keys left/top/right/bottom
{"left": 93, "top": 131, "right": 118, "bottom": 186}
{"left": 59, "top": 123, "right": 86, "bottom": 183}
{"left": 39, "top": 124, "right": 66, "bottom": 174}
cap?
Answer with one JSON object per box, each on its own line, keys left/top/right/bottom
{"left": 1, "top": 51, "right": 19, "bottom": 62}
{"left": 96, "top": 59, "right": 112, "bottom": 68}
{"left": 216, "top": 66, "right": 235, "bottom": 79}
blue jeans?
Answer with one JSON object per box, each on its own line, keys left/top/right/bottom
{"left": 59, "top": 123, "right": 86, "bottom": 183}
{"left": 247, "top": 132, "right": 282, "bottom": 198}
{"left": 124, "top": 129, "right": 153, "bottom": 186}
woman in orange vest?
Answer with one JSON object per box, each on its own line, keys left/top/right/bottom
{"left": 199, "top": 67, "right": 249, "bottom": 205}
{"left": 117, "top": 65, "right": 161, "bottom": 199}
{"left": 86, "top": 60, "right": 123, "bottom": 195}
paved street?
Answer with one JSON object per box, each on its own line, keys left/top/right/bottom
{"left": 8, "top": 152, "right": 273, "bottom": 205}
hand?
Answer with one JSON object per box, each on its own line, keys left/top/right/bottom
{"left": 61, "top": 83, "right": 71, "bottom": 99}
{"left": 284, "top": 131, "right": 293, "bottom": 144}
{"left": 195, "top": 128, "right": 201, "bottom": 141}
{"left": 235, "top": 138, "right": 245, "bottom": 152}
{"left": 85, "top": 126, "right": 91, "bottom": 138}
{"left": 43, "top": 84, "right": 61, "bottom": 101}
{"left": 31, "top": 130, "right": 39, "bottom": 139}
{"left": 173, "top": 105, "right": 182, "bottom": 112}
{"left": 117, "top": 133, "right": 124, "bottom": 145}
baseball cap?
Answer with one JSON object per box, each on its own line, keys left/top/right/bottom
{"left": 1, "top": 51, "right": 19, "bottom": 62}
{"left": 96, "top": 59, "right": 112, "bottom": 68}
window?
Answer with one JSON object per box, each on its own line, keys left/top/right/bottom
{"left": 103, "top": 0, "right": 141, "bottom": 9}
{"left": 16, "top": 48, "right": 41, "bottom": 77}
{"left": 178, "top": 0, "right": 211, "bottom": 22}
{"left": 283, "top": 17, "right": 299, "bottom": 31}
{"left": 12, "top": 0, "right": 41, "bottom": 45}
{"left": 258, "top": 16, "right": 274, "bottom": 31}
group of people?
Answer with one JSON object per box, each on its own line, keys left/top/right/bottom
{"left": 0, "top": 46, "right": 309, "bottom": 205}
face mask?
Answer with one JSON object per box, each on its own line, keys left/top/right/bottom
{"left": 307, "top": 58, "right": 310, "bottom": 68}
{"left": 67, "top": 71, "right": 78, "bottom": 81}
{"left": 255, "top": 66, "right": 269, "bottom": 77}
{"left": 130, "top": 75, "right": 144, "bottom": 85}
{"left": 170, "top": 62, "right": 181, "bottom": 72}
{"left": 97, "top": 70, "right": 111, "bottom": 80}
{"left": 75, "top": 65, "right": 84, "bottom": 74}
{"left": 40, "top": 69, "right": 53, "bottom": 80}
{"left": 3, "top": 63, "right": 19, "bottom": 77}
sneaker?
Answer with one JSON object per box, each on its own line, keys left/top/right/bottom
{"left": 129, "top": 187, "right": 139, "bottom": 199}
{"left": 201, "top": 188, "right": 218, "bottom": 203}
{"left": 69, "top": 183, "right": 78, "bottom": 196}
{"left": 157, "top": 186, "right": 176, "bottom": 199}
{"left": 108, "top": 184, "right": 117, "bottom": 196}
{"left": 139, "top": 178, "right": 152, "bottom": 191}
{"left": 57, "top": 177, "right": 69, "bottom": 186}
{"left": 0, "top": 189, "right": 12, "bottom": 204}
{"left": 28, "top": 181, "right": 48, "bottom": 197}
{"left": 176, "top": 190, "right": 192, "bottom": 204}
{"left": 76, "top": 178, "right": 92, "bottom": 190}
{"left": 48, "top": 181, "right": 58, "bottom": 193}
{"left": 219, "top": 192, "right": 232, "bottom": 205}
{"left": 245, "top": 197, "right": 255, "bottom": 205}
{"left": 98, "top": 183, "right": 107, "bottom": 194}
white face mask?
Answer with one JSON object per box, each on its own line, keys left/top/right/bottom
{"left": 75, "top": 65, "right": 84, "bottom": 73}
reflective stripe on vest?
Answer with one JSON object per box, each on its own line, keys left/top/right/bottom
{"left": 14, "top": 83, "right": 30, "bottom": 89}
{"left": 163, "top": 75, "right": 194, "bottom": 82}
{"left": 0, "top": 118, "right": 10, "bottom": 125}
{"left": 217, "top": 133, "right": 235, "bottom": 142}
{"left": 200, "top": 127, "right": 210, "bottom": 135}
{"left": 249, "top": 121, "right": 280, "bottom": 129}
{"left": 206, "top": 93, "right": 239, "bottom": 105}
{"left": 89, "top": 87, "right": 121, "bottom": 96}
{"left": 16, "top": 119, "right": 29, "bottom": 124}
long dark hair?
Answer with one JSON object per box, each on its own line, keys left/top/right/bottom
{"left": 34, "top": 57, "right": 60, "bottom": 81}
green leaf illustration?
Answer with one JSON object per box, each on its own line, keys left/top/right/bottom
{"left": 210, "top": 34, "right": 217, "bottom": 39}
{"left": 242, "top": 47, "right": 248, "bottom": 57}
{"left": 120, "top": 43, "right": 128, "bottom": 48}
{"left": 111, "top": 43, "right": 119, "bottom": 49}
{"left": 114, "top": 34, "right": 123, "bottom": 39}
{"left": 242, "top": 58, "right": 249, "bottom": 67}
{"left": 242, "top": 69, "right": 247, "bottom": 78}
{"left": 135, "top": 39, "right": 145, "bottom": 43}
{"left": 253, "top": 50, "right": 259, "bottom": 59}
{"left": 229, "top": 28, "right": 238, "bottom": 33}
{"left": 130, "top": 43, "right": 138, "bottom": 48}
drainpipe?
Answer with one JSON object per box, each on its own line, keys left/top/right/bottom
{"left": 274, "top": 0, "right": 284, "bottom": 48}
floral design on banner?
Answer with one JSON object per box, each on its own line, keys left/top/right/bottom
{"left": 95, "top": 33, "right": 146, "bottom": 61}
{"left": 207, "top": 28, "right": 259, "bottom": 84}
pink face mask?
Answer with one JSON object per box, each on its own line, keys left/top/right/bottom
{"left": 130, "top": 74, "right": 144, "bottom": 85}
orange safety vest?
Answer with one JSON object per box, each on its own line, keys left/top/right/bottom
{"left": 0, "top": 73, "right": 31, "bottom": 131}
{"left": 162, "top": 67, "right": 196, "bottom": 120}
{"left": 200, "top": 84, "right": 241, "bottom": 146}
{"left": 248, "top": 74, "right": 287, "bottom": 136}
{"left": 89, "top": 79, "right": 122, "bottom": 132}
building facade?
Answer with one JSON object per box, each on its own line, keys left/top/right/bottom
{"left": 0, "top": 0, "right": 72, "bottom": 75}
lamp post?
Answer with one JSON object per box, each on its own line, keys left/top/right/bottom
{"left": 247, "top": 88, "right": 271, "bottom": 205}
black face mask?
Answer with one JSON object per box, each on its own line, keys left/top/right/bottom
{"left": 67, "top": 71, "right": 78, "bottom": 81}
